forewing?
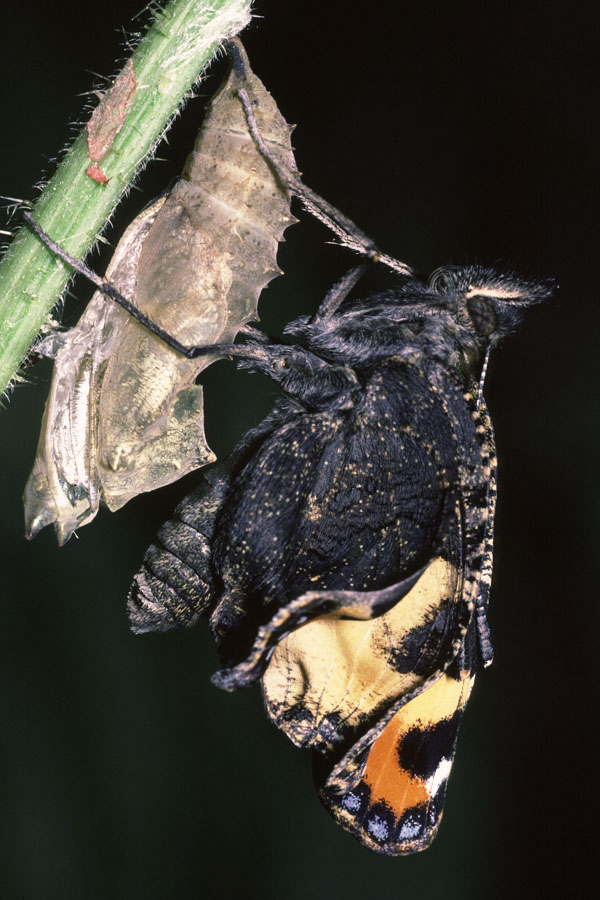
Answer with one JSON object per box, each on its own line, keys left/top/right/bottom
{"left": 316, "top": 668, "right": 475, "bottom": 855}
{"left": 24, "top": 40, "right": 296, "bottom": 543}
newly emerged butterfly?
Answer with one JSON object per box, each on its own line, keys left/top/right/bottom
{"left": 24, "top": 41, "right": 551, "bottom": 855}
{"left": 129, "top": 261, "right": 550, "bottom": 855}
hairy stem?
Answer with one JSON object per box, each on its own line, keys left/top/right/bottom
{"left": 0, "top": 0, "right": 252, "bottom": 395}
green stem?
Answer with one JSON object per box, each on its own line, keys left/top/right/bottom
{"left": 0, "top": 0, "right": 252, "bottom": 395}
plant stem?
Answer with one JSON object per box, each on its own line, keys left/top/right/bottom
{"left": 0, "top": 0, "right": 252, "bottom": 395}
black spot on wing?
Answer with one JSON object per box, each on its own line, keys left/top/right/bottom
{"left": 389, "top": 607, "right": 454, "bottom": 675}
{"left": 277, "top": 705, "right": 347, "bottom": 750}
{"left": 397, "top": 713, "right": 462, "bottom": 781}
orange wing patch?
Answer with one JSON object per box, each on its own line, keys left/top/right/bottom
{"left": 320, "top": 671, "right": 475, "bottom": 854}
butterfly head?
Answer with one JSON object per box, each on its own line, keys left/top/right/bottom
{"left": 429, "top": 264, "right": 554, "bottom": 343}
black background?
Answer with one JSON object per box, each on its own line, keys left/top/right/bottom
{"left": 1, "top": 1, "right": 597, "bottom": 898}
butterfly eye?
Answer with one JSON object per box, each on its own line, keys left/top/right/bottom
{"left": 466, "top": 295, "right": 498, "bottom": 336}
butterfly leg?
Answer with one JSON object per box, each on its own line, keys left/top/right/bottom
{"left": 23, "top": 210, "right": 204, "bottom": 353}
{"left": 226, "top": 41, "right": 412, "bottom": 278}
{"left": 312, "top": 261, "right": 373, "bottom": 320}
{"left": 22, "top": 213, "right": 283, "bottom": 363}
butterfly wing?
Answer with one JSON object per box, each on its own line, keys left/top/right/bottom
{"left": 316, "top": 663, "right": 475, "bottom": 854}
{"left": 259, "top": 367, "right": 495, "bottom": 851}
{"left": 128, "top": 354, "right": 496, "bottom": 855}
{"left": 210, "top": 359, "right": 473, "bottom": 698}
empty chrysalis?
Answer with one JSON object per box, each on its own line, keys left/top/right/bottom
{"left": 24, "top": 41, "right": 297, "bottom": 544}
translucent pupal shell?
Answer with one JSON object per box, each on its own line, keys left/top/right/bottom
{"left": 24, "top": 41, "right": 296, "bottom": 544}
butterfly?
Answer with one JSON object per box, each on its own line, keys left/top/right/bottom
{"left": 129, "top": 265, "right": 550, "bottom": 854}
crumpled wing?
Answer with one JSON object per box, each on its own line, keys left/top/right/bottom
{"left": 24, "top": 40, "right": 296, "bottom": 544}
{"left": 316, "top": 666, "right": 476, "bottom": 855}
{"left": 205, "top": 365, "right": 494, "bottom": 852}
{"left": 259, "top": 556, "right": 462, "bottom": 753}
{"left": 258, "top": 382, "right": 495, "bottom": 855}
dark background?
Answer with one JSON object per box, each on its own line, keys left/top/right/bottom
{"left": 1, "top": 1, "right": 597, "bottom": 898}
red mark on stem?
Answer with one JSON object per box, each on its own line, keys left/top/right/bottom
{"left": 86, "top": 59, "right": 137, "bottom": 184}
